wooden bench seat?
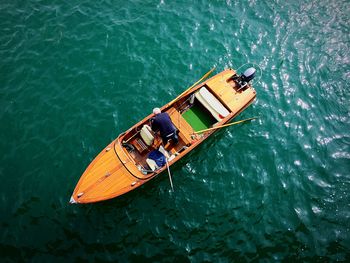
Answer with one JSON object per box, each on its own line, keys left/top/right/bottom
{"left": 166, "top": 107, "right": 194, "bottom": 146}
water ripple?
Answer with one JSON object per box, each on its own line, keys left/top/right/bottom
{"left": 1, "top": 0, "right": 350, "bottom": 261}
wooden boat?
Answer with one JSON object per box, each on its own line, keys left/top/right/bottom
{"left": 70, "top": 68, "right": 257, "bottom": 204}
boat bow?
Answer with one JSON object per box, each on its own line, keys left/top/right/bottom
{"left": 70, "top": 140, "right": 150, "bottom": 203}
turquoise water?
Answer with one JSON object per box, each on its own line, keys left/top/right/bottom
{"left": 1, "top": 0, "right": 349, "bottom": 261}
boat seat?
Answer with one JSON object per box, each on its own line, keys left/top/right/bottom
{"left": 146, "top": 158, "right": 158, "bottom": 171}
{"left": 134, "top": 138, "right": 147, "bottom": 153}
{"left": 140, "top": 124, "right": 154, "bottom": 146}
{"left": 195, "top": 87, "right": 230, "bottom": 121}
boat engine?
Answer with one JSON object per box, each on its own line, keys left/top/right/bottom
{"left": 241, "top": 67, "right": 256, "bottom": 82}
{"left": 233, "top": 67, "right": 256, "bottom": 90}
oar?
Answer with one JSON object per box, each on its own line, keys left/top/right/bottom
{"left": 168, "top": 67, "right": 216, "bottom": 106}
{"left": 193, "top": 117, "right": 258, "bottom": 134}
{"left": 165, "top": 158, "right": 174, "bottom": 192}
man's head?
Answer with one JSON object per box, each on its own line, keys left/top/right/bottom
{"left": 153, "top": 108, "right": 161, "bottom": 115}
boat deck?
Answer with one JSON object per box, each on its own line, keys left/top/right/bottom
{"left": 205, "top": 70, "right": 256, "bottom": 113}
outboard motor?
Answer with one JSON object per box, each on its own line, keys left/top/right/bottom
{"left": 233, "top": 67, "right": 256, "bottom": 91}
{"left": 241, "top": 67, "right": 256, "bottom": 83}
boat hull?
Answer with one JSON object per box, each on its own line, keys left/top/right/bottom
{"left": 70, "top": 142, "right": 152, "bottom": 203}
{"left": 70, "top": 69, "right": 256, "bottom": 204}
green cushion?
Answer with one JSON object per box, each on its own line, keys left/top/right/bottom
{"left": 182, "top": 105, "right": 215, "bottom": 132}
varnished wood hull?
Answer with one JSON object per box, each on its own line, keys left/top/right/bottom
{"left": 70, "top": 69, "right": 256, "bottom": 204}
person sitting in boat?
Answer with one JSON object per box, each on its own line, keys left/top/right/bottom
{"left": 151, "top": 108, "right": 178, "bottom": 145}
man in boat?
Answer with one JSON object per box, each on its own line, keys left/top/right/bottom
{"left": 151, "top": 108, "right": 178, "bottom": 145}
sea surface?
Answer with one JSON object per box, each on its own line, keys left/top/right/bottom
{"left": 1, "top": 0, "right": 349, "bottom": 262}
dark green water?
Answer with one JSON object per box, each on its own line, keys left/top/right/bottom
{"left": 1, "top": 0, "right": 349, "bottom": 262}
